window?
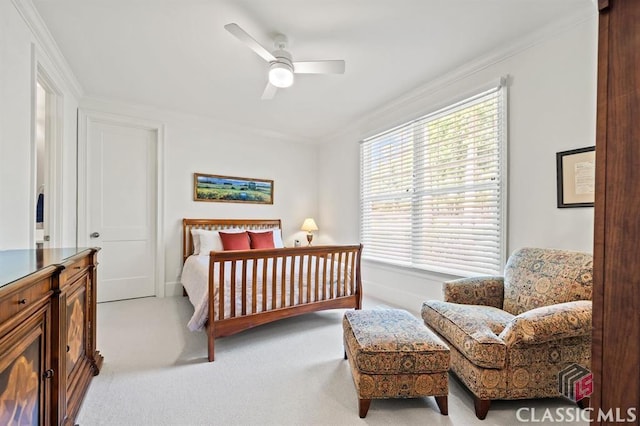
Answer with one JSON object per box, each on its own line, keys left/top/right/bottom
{"left": 360, "top": 82, "right": 507, "bottom": 276}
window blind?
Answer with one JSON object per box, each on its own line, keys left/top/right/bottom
{"left": 360, "top": 83, "right": 506, "bottom": 276}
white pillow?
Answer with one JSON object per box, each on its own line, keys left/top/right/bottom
{"left": 191, "top": 228, "right": 203, "bottom": 255}
{"left": 198, "top": 230, "right": 223, "bottom": 255}
{"left": 250, "top": 228, "right": 284, "bottom": 248}
{"left": 191, "top": 227, "right": 284, "bottom": 255}
{"left": 197, "top": 228, "right": 244, "bottom": 256}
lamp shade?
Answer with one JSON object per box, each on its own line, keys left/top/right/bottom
{"left": 300, "top": 218, "right": 318, "bottom": 232}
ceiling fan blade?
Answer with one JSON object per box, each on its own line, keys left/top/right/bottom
{"left": 293, "top": 60, "right": 345, "bottom": 74}
{"left": 261, "top": 82, "right": 278, "bottom": 100}
{"left": 224, "top": 23, "right": 276, "bottom": 62}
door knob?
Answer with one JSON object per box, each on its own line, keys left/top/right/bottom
{"left": 90, "top": 232, "right": 100, "bottom": 238}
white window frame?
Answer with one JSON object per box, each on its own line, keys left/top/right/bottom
{"left": 360, "top": 78, "right": 508, "bottom": 277}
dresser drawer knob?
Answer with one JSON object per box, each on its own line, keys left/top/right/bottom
{"left": 67, "top": 345, "right": 70, "bottom": 353}
{"left": 18, "top": 299, "right": 27, "bottom": 305}
{"left": 42, "top": 369, "right": 54, "bottom": 379}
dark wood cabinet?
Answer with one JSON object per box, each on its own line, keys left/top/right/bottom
{"left": 0, "top": 294, "right": 51, "bottom": 425}
{"left": 0, "top": 248, "right": 101, "bottom": 426}
{"left": 53, "top": 249, "right": 103, "bottom": 425}
{"left": 592, "top": 0, "right": 640, "bottom": 423}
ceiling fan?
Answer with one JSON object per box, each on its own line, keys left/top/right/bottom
{"left": 224, "top": 23, "right": 345, "bottom": 100}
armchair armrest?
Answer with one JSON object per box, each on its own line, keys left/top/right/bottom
{"left": 443, "top": 276, "right": 504, "bottom": 308}
{"left": 499, "top": 300, "right": 592, "bottom": 346}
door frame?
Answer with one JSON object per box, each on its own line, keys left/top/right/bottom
{"left": 77, "top": 109, "right": 166, "bottom": 297}
{"left": 31, "top": 45, "right": 64, "bottom": 248}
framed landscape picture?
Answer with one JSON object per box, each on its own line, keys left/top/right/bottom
{"left": 194, "top": 173, "right": 274, "bottom": 204}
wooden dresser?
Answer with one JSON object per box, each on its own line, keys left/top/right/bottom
{"left": 0, "top": 248, "right": 102, "bottom": 425}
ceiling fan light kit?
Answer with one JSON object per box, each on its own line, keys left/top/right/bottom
{"left": 269, "top": 64, "right": 294, "bottom": 88}
{"left": 268, "top": 48, "right": 294, "bottom": 88}
{"left": 224, "top": 22, "right": 345, "bottom": 99}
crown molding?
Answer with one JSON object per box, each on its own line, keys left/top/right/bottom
{"left": 80, "top": 96, "right": 316, "bottom": 146}
{"left": 318, "top": 4, "right": 597, "bottom": 144}
{"left": 11, "top": 0, "right": 84, "bottom": 98}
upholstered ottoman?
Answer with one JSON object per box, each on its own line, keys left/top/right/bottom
{"left": 342, "top": 309, "right": 450, "bottom": 418}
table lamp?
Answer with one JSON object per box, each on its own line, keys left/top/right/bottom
{"left": 300, "top": 218, "right": 318, "bottom": 245}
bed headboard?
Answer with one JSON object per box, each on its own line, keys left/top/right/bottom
{"left": 182, "top": 218, "right": 282, "bottom": 262}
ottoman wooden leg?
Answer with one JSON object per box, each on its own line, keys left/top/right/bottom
{"left": 577, "top": 397, "right": 590, "bottom": 409}
{"left": 435, "top": 395, "right": 448, "bottom": 415}
{"left": 474, "top": 397, "right": 491, "bottom": 420}
{"left": 359, "top": 398, "right": 371, "bottom": 418}
{"left": 343, "top": 338, "right": 348, "bottom": 360}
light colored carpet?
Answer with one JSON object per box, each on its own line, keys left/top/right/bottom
{"left": 76, "top": 296, "right": 586, "bottom": 425}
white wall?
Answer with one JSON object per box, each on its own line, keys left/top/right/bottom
{"left": 0, "top": 0, "right": 80, "bottom": 249}
{"left": 1, "top": 0, "right": 314, "bottom": 298}
{"left": 0, "top": 0, "right": 318, "bottom": 292}
{"left": 0, "top": 0, "right": 34, "bottom": 248}
{"left": 1, "top": 0, "right": 597, "bottom": 309}
{"left": 80, "top": 98, "right": 318, "bottom": 296}
{"left": 317, "top": 15, "right": 599, "bottom": 312}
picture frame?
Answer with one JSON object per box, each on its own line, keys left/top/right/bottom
{"left": 194, "top": 173, "right": 274, "bottom": 204}
{"left": 556, "top": 146, "right": 595, "bottom": 208}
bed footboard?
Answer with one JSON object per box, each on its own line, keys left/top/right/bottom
{"left": 206, "top": 244, "right": 363, "bottom": 361}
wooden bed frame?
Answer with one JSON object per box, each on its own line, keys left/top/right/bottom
{"left": 182, "top": 218, "right": 363, "bottom": 362}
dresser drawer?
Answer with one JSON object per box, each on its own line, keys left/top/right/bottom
{"left": 0, "top": 278, "right": 51, "bottom": 325}
{"left": 60, "top": 255, "right": 91, "bottom": 285}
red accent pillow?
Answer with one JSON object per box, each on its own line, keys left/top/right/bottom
{"left": 248, "top": 231, "right": 275, "bottom": 249}
{"left": 219, "top": 231, "right": 250, "bottom": 251}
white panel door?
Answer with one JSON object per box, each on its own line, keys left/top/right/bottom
{"left": 88, "top": 122, "right": 156, "bottom": 302}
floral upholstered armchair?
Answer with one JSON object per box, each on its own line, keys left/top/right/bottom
{"left": 421, "top": 248, "right": 593, "bottom": 420}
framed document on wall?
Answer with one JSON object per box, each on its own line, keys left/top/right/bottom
{"left": 556, "top": 146, "right": 595, "bottom": 208}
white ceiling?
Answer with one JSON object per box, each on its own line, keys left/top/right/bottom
{"left": 32, "top": 0, "right": 593, "bottom": 142}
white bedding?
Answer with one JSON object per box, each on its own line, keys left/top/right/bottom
{"left": 181, "top": 256, "right": 212, "bottom": 331}
{"left": 181, "top": 254, "right": 354, "bottom": 331}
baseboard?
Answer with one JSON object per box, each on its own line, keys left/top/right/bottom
{"left": 363, "top": 280, "right": 437, "bottom": 316}
{"left": 165, "top": 281, "right": 183, "bottom": 297}
{"left": 360, "top": 261, "right": 448, "bottom": 315}
{"left": 165, "top": 274, "right": 442, "bottom": 305}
